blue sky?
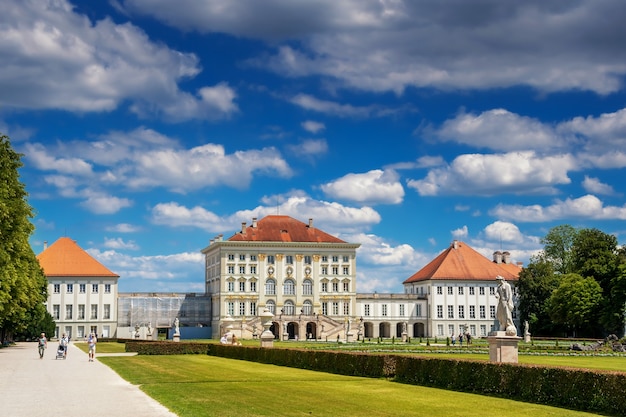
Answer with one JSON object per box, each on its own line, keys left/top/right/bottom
{"left": 3, "top": 0, "right": 626, "bottom": 293}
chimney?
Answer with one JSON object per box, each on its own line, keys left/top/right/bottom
{"left": 252, "top": 217, "right": 257, "bottom": 227}
{"left": 43, "top": 241, "right": 48, "bottom": 250}
{"left": 502, "top": 251, "right": 511, "bottom": 264}
{"left": 516, "top": 261, "right": 523, "bottom": 267}
{"left": 209, "top": 239, "right": 214, "bottom": 245}
{"left": 241, "top": 222, "right": 247, "bottom": 233}
{"left": 493, "top": 251, "right": 502, "bottom": 264}
{"left": 452, "top": 240, "right": 458, "bottom": 249}
{"left": 308, "top": 218, "right": 314, "bottom": 228}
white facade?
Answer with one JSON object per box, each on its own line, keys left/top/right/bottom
{"left": 47, "top": 276, "right": 118, "bottom": 340}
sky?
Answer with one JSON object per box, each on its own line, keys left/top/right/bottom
{"left": 3, "top": 0, "right": 626, "bottom": 294}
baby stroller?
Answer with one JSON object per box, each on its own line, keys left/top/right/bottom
{"left": 56, "top": 344, "right": 66, "bottom": 360}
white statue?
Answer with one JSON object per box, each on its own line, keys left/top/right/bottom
{"left": 173, "top": 317, "right": 180, "bottom": 335}
{"left": 495, "top": 275, "right": 516, "bottom": 335}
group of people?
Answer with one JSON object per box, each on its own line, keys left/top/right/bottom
{"left": 451, "top": 331, "right": 472, "bottom": 346}
{"left": 220, "top": 331, "right": 242, "bottom": 346}
{"left": 36, "top": 332, "right": 97, "bottom": 361}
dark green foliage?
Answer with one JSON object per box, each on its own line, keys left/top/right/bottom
{"left": 516, "top": 258, "right": 561, "bottom": 336}
{"left": 547, "top": 274, "right": 603, "bottom": 337}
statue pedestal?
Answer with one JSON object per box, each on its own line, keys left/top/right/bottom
{"left": 173, "top": 334, "right": 180, "bottom": 342}
{"left": 524, "top": 333, "right": 531, "bottom": 343}
{"left": 488, "top": 331, "right": 520, "bottom": 363}
{"left": 261, "top": 331, "right": 274, "bottom": 348}
{"left": 401, "top": 332, "right": 408, "bottom": 343}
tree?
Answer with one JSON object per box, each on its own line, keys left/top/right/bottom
{"left": 516, "top": 257, "right": 562, "bottom": 336}
{"left": 0, "top": 134, "right": 48, "bottom": 343}
{"left": 541, "top": 224, "right": 577, "bottom": 274}
{"left": 547, "top": 273, "right": 603, "bottom": 337}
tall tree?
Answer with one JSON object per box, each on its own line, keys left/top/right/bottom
{"left": 541, "top": 224, "right": 578, "bottom": 274}
{"left": 547, "top": 273, "right": 603, "bottom": 337}
{"left": 0, "top": 134, "right": 47, "bottom": 342}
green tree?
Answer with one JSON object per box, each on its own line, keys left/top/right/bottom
{"left": 547, "top": 273, "right": 603, "bottom": 337}
{"left": 541, "top": 224, "right": 577, "bottom": 274}
{"left": 0, "top": 134, "right": 48, "bottom": 343}
{"left": 516, "top": 257, "right": 562, "bottom": 336}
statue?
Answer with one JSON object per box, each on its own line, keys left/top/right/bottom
{"left": 173, "top": 317, "right": 180, "bottom": 335}
{"left": 495, "top": 276, "right": 516, "bottom": 336}
{"left": 147, "top": 322, "right": 153, "bottom": 337}
{"left": 524, "top": 320, "right": 529, "bottom": 336}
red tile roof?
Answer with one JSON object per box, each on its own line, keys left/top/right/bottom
{"left": 37, "top": 237, "right": 119, "bottom": 277}
{"left": 227, "top": 215, "right": 346, "bottom": 243}
{"left": 403, "top": 240, "right": 520, "bottom": 284}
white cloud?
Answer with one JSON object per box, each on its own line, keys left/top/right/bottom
{"left": 301, "top": 120, "right": 326, "bottom": 133}
{"left": 483, "top": 221, "right": 525, "bottom": 243}
{"left": 106, "top": 223, "right": 141, "bottom": 233}
{"left": 451, "top": 225, "right": 468, "bottom": 239}
{"left": 79, "top": 194, "right": 133, "bottom": 214}
{"left": 490, "top": 194, "right": 626, "bottom": 222}
{"left": 0, "top": 0, "right": 236, "bottom": 120}
{"left": 290, "top": 94, "right": 373, "bottom": 117}
{"left": 582, "top": 176, "right": 615, "bottom": 195}
{"left": 103, "top": 237, "right": 139, "bottom": 250}
{"left": 407, "top": 151, "right": 575, "bottom": 196}
{"left": 151, "top": 202, "right": 226, "bottom": 232}
{"left": 25, "top": 143, "right": 93, "bottom": 175}
{"left": 321, "top": 169, "right": 404, "bottom": 205}
{"left": 287, "top": 139, "right": 328, "bottom": 159}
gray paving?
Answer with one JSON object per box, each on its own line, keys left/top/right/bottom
{"left": 0, "top": 342, "right": 177, "bottom": 417}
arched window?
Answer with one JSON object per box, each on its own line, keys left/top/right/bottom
{"left": 302, "top": 300, "right": 313, "bottom": 315}
{"left": 302, "top": 279, "right": 313, "bottom": 295}
{"left": 283, "top": 300, "right": 295, "bottom": 315}
{"left": 283, "top": 279, "right": 295, "bottom": 295}
{"left": 266, "top": 300, "right": 275, "bottom": 314}
{"left": 265, "top": 279, "right": 276, "bottom": 295}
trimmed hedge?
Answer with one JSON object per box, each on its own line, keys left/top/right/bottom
{"left": 125, "top": 341, "right": 626, "bottom": 416}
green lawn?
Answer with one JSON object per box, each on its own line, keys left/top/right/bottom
{"left": 73, "top": 341, "right": 127, "bottom": 354}
{"left": 100, "top": 354, "right": 605, "bottom": 417}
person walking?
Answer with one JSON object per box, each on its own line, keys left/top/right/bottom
{"left": 37, "top": 332, "right": 47, "bottom": 359}
{"left": 87, "top": 333, "right": 97, "bottom": 362}
{"left": 59, "top": 333, "right": 69, "bottom": 358}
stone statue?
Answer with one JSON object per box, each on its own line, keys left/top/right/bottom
{"left": 402, "top": 322, "right": 407, "bottom": 334}
{"left": 173, "top": 317, "right": 180, "bottom": 335}
{"left": 524, "top": 320, "right": 529, "bottom": 336}
{"left": 147, "top": 322, "right": 153, "bottom": 336}
{"left": 495, "top": 275, "right": 516, "bottom": 335}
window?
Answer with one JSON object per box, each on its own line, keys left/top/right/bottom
{"left": 469, "top": 305, "right": 475, "bottom": 319}
{"left": 283, "top": 279, "right": 295, "bottom": 295}
{"left": 342, "top": 266, "right": 349, "bottom": 275}
{"left": 227, "top": 281, "right": 234, "bottom": 292}
{"left": 239, "top": 254, "right": 246, "bottom": 261}
{"left": 103, "top": 304, "right": 110, "bottom": 320}
{"left": 78, "top": 304, "right": 85, "bottom": 320}
{"left": 250, "top": 302, "right": 257, "bottom": 316}
{"left": 239, "top": 281, "right": 245, "bottom": 292}
{"left": 447, "top": 287, "right": 453, "bottom": 295}
{"left": 265, "top": 279, "right": 276, "bottom": 295}
{"left": 53, "top": 305, "right": 60, "bottom": 320}
{"left": 322, "top": 302, "right": 328, "bottom": 315}
{"left": 458, "top": 305, "right": 464, "bottom": 319}
{"left": 489, "top": 287, "right": 496, "bottom": 295}
{"left": 54, "top": 284, "right": 60, "bottom": 294}
{"left": 332, "top": 266, "right": 339, "bottom": 275}
{"left": 228, "top": 265, "right": 235, "bottom": 274}
{"left": 332, "top": 281, "right": 339, "bottom": 292}
{"left": 458, "top": 287, "right": 464, "bottom": 295}
{"left": 250, "top": 265, "right": 257, "bottom": 274}
{"left": 382, "top": 304, "right": 388, "bottom": 316}
{"left": 364, "top": 304, "right": 370, "bottom": 316}
{"left": 480, "top": 325, "right": 487, "bottom": 337}
{"left": 266, "top": 300, "right": 275, "bottom": 314}
{"left": 285, "top": 255, "right": 293, "bottom": 264}
{"left": 437, "top": 305, "right": 443, "bottom": 318}
{"left": 227, "top": 302, "right": 234, "bottom": 316}
{"left": 399, "top": 304, "right": 405, "bottom": 316}
{"left": 343, "top": 255, "right": 349, "bottom": 262}
{"left": 250, "top": 254, "right": 257, "bottom": 262}
{"left": 321, "top": 282, "right": 328, "bottom": 292}
{"left": 437, "top": 286, "right": 443, "bottom": 295}
{"left": 250, "top": 281, "right": 257, "bottom": 292}
{"left": 65, "top": 305, "right": 72, "bottom": 320}
{"left": 415, "top": 304, "right": 422, "bottom": 317}
{"left": 447, "top": 305, "right": 454, "bottom": 319}
{"left": 321, "top": 256, "right": 328, "bottom": 262}
{"left": 90, "top": 304, "right": 98, "bottom": 320}
{"left": 303, "top": 300, "right": 312, "bottom": 315}
{"left": 480, "top": 305, "right": 486, "bottom": 319}
{"left": 303, "top": 279, "right": 313, "bottom": 295}
{"left": 470, "top": 324, "right": 476, "bottom": 336}
{"left": 489, "top": 305, "right": 496, "bottom": 319}
{"left": 332, "top": 302, "right": 339, "bottom": 315}
{"left": 448, "top": 324, "right": 455, "bottom": 336}
{"left": 66, "top": 284, "right": 73, "bottom": 293}
{"left": 92, "top": 284, "right": 98, "bottom": 293}
{"left": 239, "top": 302, "right": 246, "bottom": 316}
{"left": 79, "top": 284, "right": 86, "bottom": 293}
{"left": 437, "top": 324, "right": 444, "bottom": 336}
{"left": 267, "top": 255, "right": 275, "bottom": 264}
{"left": 104, "top": 284, "right": 111, "bottom": 294}
{"left": 343, "top": 302, "right": 350, "bottom": 315}
{"left": 332, "top": 256, "right": 338, "bottom": 262}
{"left": 479, "top": 287, "right": 485, "bottom": 295}
{"left": 321, "top": 266, "right": 328, "bottom": 275}
{"left": 239, "top": 266, "right": 246, "bottom": 274}
{"left": 304, "top": 255, "right": 312, "bottom": 265}
{"left": 228, "top": 254, "right": 235, "bottom": 261}
{"left": 469, "top": 287, "right": 475, "bottom": 295}
{"left": 343, "top": 281, "right": 349, "bottom": 292}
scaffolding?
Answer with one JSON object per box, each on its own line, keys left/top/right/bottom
{"left": 117, "top": 293, "right": 211, "bottom": 329}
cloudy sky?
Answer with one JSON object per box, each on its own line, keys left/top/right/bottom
{"left": 4, "top": 0, "right": 626, "bottom": 293}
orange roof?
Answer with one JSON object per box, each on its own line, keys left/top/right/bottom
{"left": 37, "top": 237, "right": 119, "bottom": 277}
{"left": 403, "top": 240, "right": 520, "bottom": 284}
{"left": 227, "top": 215, "right": 346, "bottom": 243}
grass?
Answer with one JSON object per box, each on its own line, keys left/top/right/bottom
{"left": 73, "top": 341, "right": 127, "bottom": 354}
{"left": 100, "top": 354, "right": 603, "bottom": 417}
